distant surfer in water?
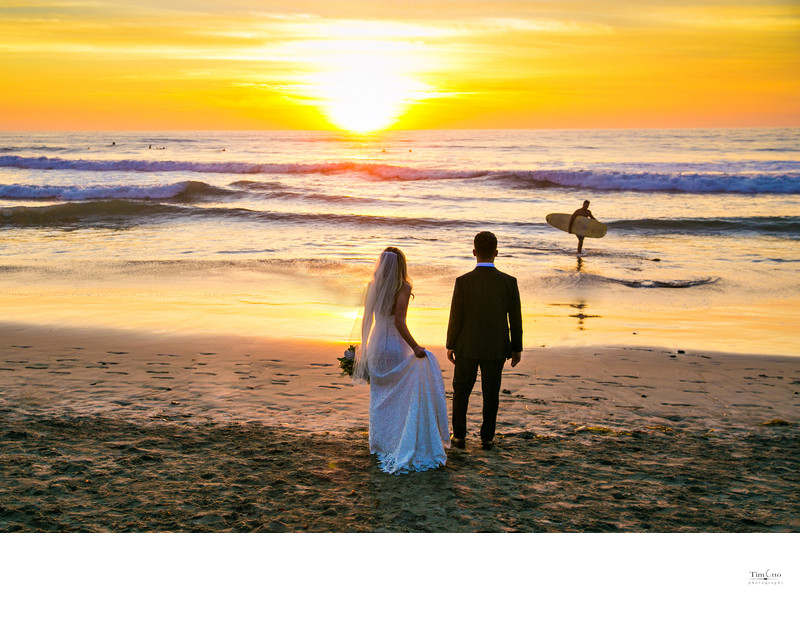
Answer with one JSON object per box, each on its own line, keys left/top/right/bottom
{"left": 568, "top": 200, "right": 596, "bottom": 255}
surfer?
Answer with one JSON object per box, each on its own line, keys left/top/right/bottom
{"left": 569, "top": 200, "right": 596, "bottom": 255}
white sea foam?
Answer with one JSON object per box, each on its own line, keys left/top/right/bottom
{"left": 0, "top": 155, "right": 484, "bottom": 182}
{"left": 3, "top": 155, "right": 798, "bottom": 193}
{"left": 497, "top": 169, "right": 800, "bottom": 194}
{"left": 0, "top": 181, "right": 213, "bottom": 201}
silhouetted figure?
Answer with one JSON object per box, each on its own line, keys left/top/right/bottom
{"left": 568, "top": 200, "right": 596, "bottom": 256}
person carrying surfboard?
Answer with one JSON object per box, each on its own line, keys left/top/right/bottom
{"left": 569, "top": 200, "right": 596, "bottom": 255}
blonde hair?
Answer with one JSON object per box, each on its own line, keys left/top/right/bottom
{"left": 384, "top": 246, "right": 413, "bottom": 304}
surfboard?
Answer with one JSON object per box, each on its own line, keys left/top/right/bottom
{"left": 546, "top": 213, "right": 607, "bottom": 238}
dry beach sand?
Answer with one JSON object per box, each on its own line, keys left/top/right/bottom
{"left": 1, "top": 323, "right": 798, "bottom": 533}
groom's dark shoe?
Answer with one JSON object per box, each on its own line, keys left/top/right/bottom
{"left": 481, "top": 439, "right": 494, "bottom": 450}
{"left": 450, "top": 436, "right": 466, "bottom": 449}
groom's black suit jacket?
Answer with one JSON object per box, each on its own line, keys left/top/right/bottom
{"left": 446, "top": 266, "right": 523, "bottom": 360}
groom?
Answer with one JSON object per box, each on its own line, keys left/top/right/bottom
{"left": 446, "top": 232, "right": 523, "bottom": 450}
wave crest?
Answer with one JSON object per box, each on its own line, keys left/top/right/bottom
{"left": 0, "top": 181, "right": 238, "bottom": 202}
{"left": 495, "top": 170, "right": 800, "bottom": 194}
{"left": 3, "top": 155, "right": 798, "bottom": 193}
{"left": 608, "top": 216, "right": 800, "bottom": 236}
{"left": 0, "top": 155, "right": 485, "bottom": 182}
{"left": 0, "top": 200, "right": 480, "bottom": 229}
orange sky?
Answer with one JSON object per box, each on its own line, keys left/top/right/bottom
{"left": 1, "top": 1, "right": 798, "bottom": 131}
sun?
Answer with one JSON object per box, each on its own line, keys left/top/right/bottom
{"left": 311, "top": 65, "right": 400, "bottom": 133}
{"left": 293, "top": 28, "right": 435, "bottom": 134}
{"left": 312, "top": 59, "right": 427, "bottom": 133}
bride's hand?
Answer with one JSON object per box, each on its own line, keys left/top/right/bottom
{"left": 413, "top": 346, "right": 427, "bottom": 358}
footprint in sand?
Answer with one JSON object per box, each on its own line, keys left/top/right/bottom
{"left": 108, "top": 351, "right": 128, "bottom": 355}
{"left": 199, "top": 352, "right": 216, "bottom": 356}
{"left": 11, "top": 345, "right": 32, "bottom": 349}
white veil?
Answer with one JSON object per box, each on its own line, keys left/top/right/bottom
{"left": 352, "top": 250, "right": 398, "bottom": 382}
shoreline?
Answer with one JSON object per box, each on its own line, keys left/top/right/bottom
{"left": 1, "top": 322, "right": 798, "bottom": 532}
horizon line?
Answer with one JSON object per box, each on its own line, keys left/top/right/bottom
{"left": 2, "top": 125, "right": 798, "bottom": 133}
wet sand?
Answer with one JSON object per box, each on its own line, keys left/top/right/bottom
{"left": 1, "top": 323, "right": 798, "bottom": 532}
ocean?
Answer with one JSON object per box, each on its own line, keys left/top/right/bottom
{"left": 2, "top": 128, "right": 799, "bottom": 355}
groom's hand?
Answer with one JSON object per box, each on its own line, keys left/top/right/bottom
{"left": 510, "top": 352, "right": 521, "bottom": 367}
{"left": 447, "top": 350, "right": 456, "bottom": 364}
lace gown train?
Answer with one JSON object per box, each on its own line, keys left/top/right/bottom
{"left": 367, "top": 314, "right": 450, "bottom": 474}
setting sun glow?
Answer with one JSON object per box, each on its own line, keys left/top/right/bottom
{"left": 311, "top": 60, "right": 429, "bottom": 133}
{"left": 0, "top": 3, "right": 798, "bottom": 130}
{"left": 292, "top": 28, "right": 437, "bottom": 133}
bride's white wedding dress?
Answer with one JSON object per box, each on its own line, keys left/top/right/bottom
{"left": 366, "top": 312, "right": 449, "bottom": 474}
{"left": 353, "top": 250, "right": 450, "bottom": 475}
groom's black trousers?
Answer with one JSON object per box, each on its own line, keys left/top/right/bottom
{"left": 452, "top": 357, "right": 505, "bottom": 442}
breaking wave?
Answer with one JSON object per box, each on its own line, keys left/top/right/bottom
{"left": 3, "top": 155, "right": 799, "bottom": 193}
{"left": 0, "top": 155, "right": 486, "bottom": 182}
{"left": 494, "top": 170, "right": 800, "bottom": 194}
{"left": 0, "top": 181, "right": 238, "bottom": 202}
{"left": 607, "top": 216, "right": 800, "bottom": 237}
{"left": 0, "top": 200, "right": 482, "bottom": 229}
{"left": 0, "top": 180, "right": 378, "bottom": 205}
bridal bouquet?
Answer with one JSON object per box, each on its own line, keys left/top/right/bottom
{"left": 338, "top": 345, "right": 357, "bottom": 376}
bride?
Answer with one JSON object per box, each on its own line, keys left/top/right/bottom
{"left": 353, "top": 247, "right": 450, "bottom": 474}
